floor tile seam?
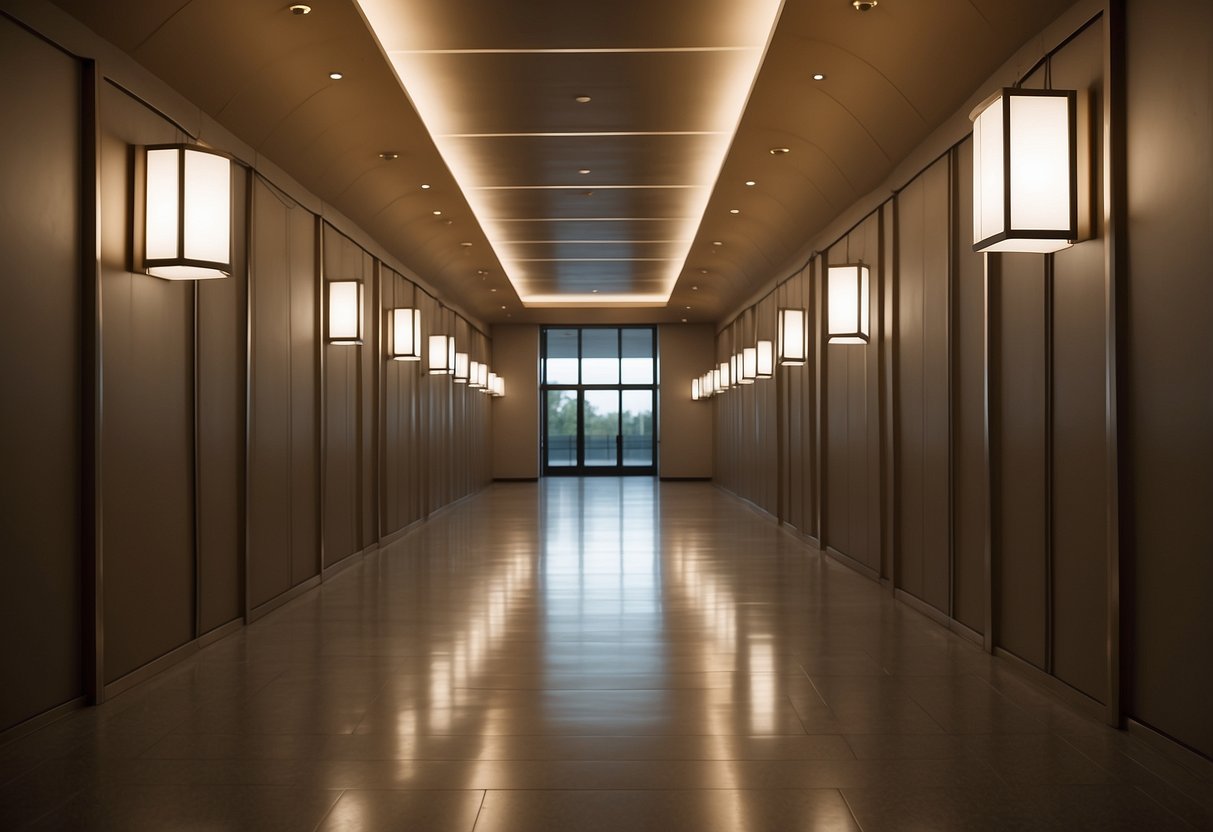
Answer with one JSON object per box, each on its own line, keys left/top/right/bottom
{"left": 836, "top": 787, "right": 868, "bottom": 832}
{"left": 307, "top": 787, "right": 346, "bottom": 832}
{"left": 469, "top": 788, "right": 487, "bottom": 831}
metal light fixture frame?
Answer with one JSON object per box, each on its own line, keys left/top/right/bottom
{"left": 827, "top": 262, "right": 870, "bottom": 345}
{"left": 326, "top": 280, "right": 364, "bottom": 345}
{"left": 970, "top": 87, "right": 1078, "bottom": 254}
{"left": 777, "top": 308, "right": 807, "bottom": 365}
{"left": 143, "top": 143, "right": 232, "bottom": 280}
{"left": 389, "top": 307, "right": 422, "bottom": 361}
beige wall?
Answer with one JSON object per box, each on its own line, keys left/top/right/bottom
{"left": 657, "top": 324, "right": 714, "bottom": 479}
{"left": 491, "top": 325, "right": 540, "bottom": 479}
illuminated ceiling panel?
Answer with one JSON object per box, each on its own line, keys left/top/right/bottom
{"left": 354, "top": 0, "right": 785, "bottom": 307}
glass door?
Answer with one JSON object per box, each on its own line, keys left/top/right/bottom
{"left": 541, "top": 327, "right": 657, "bottom": 476}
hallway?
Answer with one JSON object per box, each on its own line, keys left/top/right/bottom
{"left": 1, "top": 480, "right": 1208, "bottom": 830}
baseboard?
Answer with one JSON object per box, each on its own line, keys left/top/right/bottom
{"left": 825, "top": 546, "right": 881, "bottom": 581}
{"left": 713, "top": 483, "right": 780, "bottom": 523}
{"left": 323, "top": 543, "right": 376, "bottom": 579}
{"left": 892, "top": 589, "right": 984, "bottom": 647}
{"left": 104, "top": 639, "right": 200, "bottom": 700}
{"left": 197, "top": 618, "right": 243, "bottom": 649}
{"left": 1126, "top": 719, "right": 1213, "bottom": 778}
{"left": 992, "top": 646, "right": 1106, "bottom": 723}
{"left": 379, "top": 517, "right": 424, "bottom": 548}
{"left": 0, "top": 696, "right": 86, "bottom": 748}
{"left": 247, "top": 574, "right": 322, "bottom": 623}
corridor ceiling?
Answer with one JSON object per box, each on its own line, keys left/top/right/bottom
{"left": 53, "top": 0, "right": 1075, "bottom": 324}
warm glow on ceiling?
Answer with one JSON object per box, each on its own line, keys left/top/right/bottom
{"left": 353, "top": 0, "right": 785, "bottom": 308}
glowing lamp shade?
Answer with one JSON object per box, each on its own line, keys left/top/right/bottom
{"left": 491, "top": 375, "right": 505, "bottom": 397}
{"left": 144, "top": 145, "right": 231, "bottom": 279}
{"left": 691, "top": 378, "right": 701, "bottom": 401}
{"left": 741, "top": 347, "right": 757, "bottom": 384}
{"left": 828, "top": 264, "right": 870, "bottom": 344}
{"left": 468, "top": 360, "right": 483, "bottom": 388}
{"left": 454, "top": 352, "right": 470, "bottom": 383}
{"left": 712, "top": 368, "right": 722, "bottom": 394}
{"left": 327, "top": 281, "right": 363, "bottom": 345}
{"left": 476, "top": 363, "right": 489, "bottom": 390}
{"left": 756, "top": 340, "right": 774, "bottom": 379}
{"left": 731, "top": 354, "right": 741, "bottom": 385}
{"left": 719, "top": 361, "right": 730, "bottom": 391}
{"left": 971, "top": 88, "right": 1077, "bottom": 253}
{"left": 487, "top": 372, "right": 498, "bottom": 396}
{"left": 390, "top": 308, "right": 421, "bottom": 361}
{"left": 778, "top": 309, "right": 807, "bottom": 365}
{"left": 428, "top": 335, "right": 452, "bottom": 374}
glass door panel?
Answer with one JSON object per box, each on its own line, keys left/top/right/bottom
{"left": 621, "top": 390, "right": 654, "bottom": 467}
{"left": 582, "top": 389, "right": 619, "bottom": 467}
{"left": 545, "top": 390, "right": 578, "bottom": 468}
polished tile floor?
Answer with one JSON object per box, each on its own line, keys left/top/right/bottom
{"left": 2, "top": 479, "right": 1211, "bottom": 830}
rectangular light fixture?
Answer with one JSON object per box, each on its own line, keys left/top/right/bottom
{"left": 454, "top": 352, "right": 470, "bottom": 383}
{"left": 144, "top": 145, "right": 231, "bottom": 279}
{"left": 712, "top": 368, "right": 722, "bottom": 394}
{"left": 741, "top": 347, "right": 757, "bottom": 384}
{"left": 390, "top": 308, "right": 421, "bottom": 361}
{"left": 971, "top": 88, "right": 1077, "bottom": 253}
{"left": 828, "top": 263, "right": 870, "bottom": 344}
{"left": 476, "top": 363, "right": 489, "bottom": 390}
{"left": 731, "top": 353, "right": 740, "bottom": 386}
{"left": 692, "top": 378, "right": 701, "bottom": 401}
{"left": 756, "top": 340, "right": 774, "bottom": 379}
{"left": 468, "top": 360, "right": 482, "bottom": 388}
{"left": 327, "top": 281, "right": 363, "bottom": 345}
{"left": 491, "top": 374, "right": 505, "bottom": 397}
{"left": 428, "top": 334, "right": 452, "bottom": 374}
{"left": 777, "top": 308, "right": 807, "bottom": 365}
{"left": 719, "top": 361, "right": 730, "bottom": 391}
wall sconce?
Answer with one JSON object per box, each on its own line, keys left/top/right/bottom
{"left": 730, "top": 354, "right": 740, "bottom": 387}
{"left": 476, "top": 363, "right": 489, "bottom": 390}
{"left": 468, "top": 360, "right": 482, "bottom": 388}
{"left": 454, "top": 352, "right": 470, "bottom": 383}
{"left": 971, "top": 88, "right": 1077, "bottom": 253}
{"left": 327, "top": 281, "right": 363, "bottom": 345}
{"left": 692, "top": 378, "right": 701, "bottom": 401}
{"left": 487, "top": 372, "right": 498, "bottom": 396}
{"left": 827, "top": 263, "right": 870, "bottom": 344}
{"left": 491, "top": 374, "right": 505, "bottom": 397}
{"left": 740, "top": 347, "right": 757, "bottom": 384}
{"left": 712, "top": 368, "right": 722, "bottom": 394}
{"left": 390, "top": 308, "right": 421, "bottom": 361}
{"left": 756, "top": 340, "right": 774, "bottom": 379}
{"left": 428, "top": 334, "right": 453, "bottom": 374}
{"left": 778, "top": 308, "right": 807, "bottom": 365}
{"left": 143, "top": 145, "right": 231, "bottom": 279}
{"left": 719, "top": 361, "right": 730, "bottom": 391}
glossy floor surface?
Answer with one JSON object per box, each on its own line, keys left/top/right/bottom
{"left": 2, "top": 479, "right": 1211, "bottom": 830}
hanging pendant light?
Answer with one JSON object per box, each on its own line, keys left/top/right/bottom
{"left": 777, "top": 308, "right": 807, "bottom": 365}
{"left": 971, "top": 88, "right": 1077, "bottom": 253}
{"left": 143, "top": 144, "right": 231, "bottom": 280}
{"left": 827, "top": 263, "right": 870, "bottom": 344}
{"left": 390, "top": 308, "right": 421, "bottom": 361}
{"left": 327, "top": 281, "right": 363, "bottom": 345}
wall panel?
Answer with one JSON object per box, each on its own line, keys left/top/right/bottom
{"left": 952, "top": 138, "right": 987, "bottom": 634}
{"left": 99, "top": 83, "right": 195, "bottom": 683}
{"left": 0, "top": 17, "right": 83, "bottom": 730}
{"left": 1125, "top": 0, "right": 1213, "bottom": 759}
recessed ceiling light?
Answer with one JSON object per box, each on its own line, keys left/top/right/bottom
{"left": 501, "top": 305, "right": 507, "bottom": 310}
{"left": 729, "top": 209, "right": 740, "bottom": 214}
{"left": 288, "top": 4, "right": 311, "bottom": 15}
{"left": 578, "top": 169, "right": 591, "bottom": 175}
{"left": 852, "top": 0, "right": 877, "bottom": 10}
{"left": 692, "top": 286, "right": 699, "bottom": 290}
{"left": 328, "top": 71, "right": 343, "bottom": 80}
{"left": 745, "top": 180, "right": 757, "bottom": 187}
{"left": 592, "top": 289, "right": 599, "bottom": 293}
{"left": 685, "top": 305, "right": 692, "bottom": 310}
{"left": 575, "top": 95, "right": 592, "bottom": 103}
{"left": 378, "top": 152, "right": 398, "bottom": 160}
{"left": 681, "top": 318, "right": 688, "bottom": 323}
{"left": 769, "top": 147, "right": 790, "bottom": 155}
{"left": 812, "top": 73, "right": 826, "bottom": 81}
{"left": 490, "top": 288, "right": 497, "bottom": 292}
{"left": 700, "top": 269, "right": 708, "bottom": 274}
{"left": 420, "top": 184, "right": 431, "bottom": 190}
{"left": 712, "top": 241, "right": 723, "bottom": 246}
{"left": 476, "top": 269, "right": 488, "bottom": 275}
{"left": 432, "top": 210, "right": 442, "bottom": 216}
{"left": 460, "top": 241, "right": 473, "bottom": 247}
